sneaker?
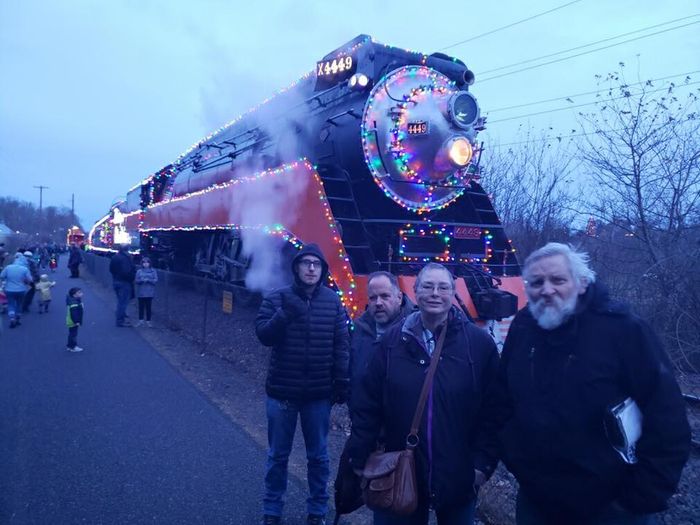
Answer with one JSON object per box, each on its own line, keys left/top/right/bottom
{"left": 146, "top": 321, "right": 152, "bottom": 328}
{"left": 307, "top": 515, "right": 326, "bottom": 525}
{"left": 263, "top": 515, "right": 281, "bottom": 525}
{"left": 68, "top": 346, "right": 84, "bottom": 353}
{"left": 134, "top": 320, "right": 143, "bottom": 327}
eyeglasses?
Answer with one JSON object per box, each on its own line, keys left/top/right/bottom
{"left": 417, "top": 283, "right": 453, "bottom": 295}
{"left": 298, "top": 259, "right": 321, "bottom": 269}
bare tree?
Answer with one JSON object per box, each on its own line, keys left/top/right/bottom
{"left": 577, "top": 66, "right": 700, "bottom": 370}
{"left": 481, "top": 129, "right": 579, "bottom": 257}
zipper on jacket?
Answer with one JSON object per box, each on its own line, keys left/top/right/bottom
{"left": 529, "top": 347, "right": 536, "bottom": 384}
{"left": 304, "top": 297, "right": 311, "bottom": 397}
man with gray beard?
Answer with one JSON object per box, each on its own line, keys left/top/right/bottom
{"left": 491, "top": 243, "right": 690, "bottom": 525}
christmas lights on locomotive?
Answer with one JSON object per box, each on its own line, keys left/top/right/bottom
{"left": 88, "top": 35, "right": 525, "bottom": 340}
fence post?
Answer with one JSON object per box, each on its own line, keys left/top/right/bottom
{"left": 201, "top": 281, "right": 208, "bottom": 355}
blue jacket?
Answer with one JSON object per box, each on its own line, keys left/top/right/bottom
{"left": 0, "top": 263, "right": 32, "bottom": 292}
{"left": 135, "top": 268, "right": 158, "bottom": 298}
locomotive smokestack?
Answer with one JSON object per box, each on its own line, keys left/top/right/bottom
{"left": 463, "top": 69, "right": 475, "bottom": 86}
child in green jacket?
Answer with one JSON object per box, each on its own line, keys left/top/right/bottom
{"left": 66, "top": 287, "right": 84, "bottom": 353}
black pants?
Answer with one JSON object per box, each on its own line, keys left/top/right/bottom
{"left": 67, "top": 326, "right": 79, "bottom": 349}
{"left": 138, "top": 297, "right": 153, "bottom": 321}
{"left": 22, "top": 284, "right": 36, "bottom": 312}
{"left": 69, "top": 264, "right": 80, "bottom": 278}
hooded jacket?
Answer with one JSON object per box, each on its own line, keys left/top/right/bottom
{"left": 348, "top": 307, "right": 500, "bottom": 511}
{"left": 349, "top": 293, "right": 416, "bottom": 410}
{"left": 35, "top": 276, "right": 56, "bottom": 301}
{"left": 492, "top": 282, "right": 690, "bottom": 522}
{"left": 0, "top": 261, "right": 32, "bottom": 293}
{"left": 66, "top": 294, "right": 83, "bottom": 328}
{"left": 255, "top": 244, "right": 350, "bottom": 401}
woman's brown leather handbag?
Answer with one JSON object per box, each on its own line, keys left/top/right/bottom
{"left": 361, "top": 325, "right": 447, "bottom": 516}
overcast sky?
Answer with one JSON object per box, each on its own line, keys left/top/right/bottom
{"left": 1, "top": 0, "right": 698, "bottom": 228}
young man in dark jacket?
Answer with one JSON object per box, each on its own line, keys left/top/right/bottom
{"left": 492, "top": 243, "right": 690, "bottom": 524}
{"left": 349, "top": 271, "right": 415, "bottom": 413}
{"left": 109, "top": 244, "right": 135, "bottom": 327}
{"left": 348, "top": 263, "right": 500, "bottom": 525}
{"left": 256, "top": 243, "right": 350, "bottom": 525}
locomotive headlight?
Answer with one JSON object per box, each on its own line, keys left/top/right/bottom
{"left": 349, "top": 73, "right": 370, "bottom": 90}
{"left": 447, "top": 137, "right": 473, "bottom": 167}
{"left": 449, "top": 92, "right": 479, "bottom": 129}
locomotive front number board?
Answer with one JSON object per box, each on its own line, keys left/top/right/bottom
{"left": 316, "top": 56, "right": 355, "bottom": 79}
{"left": 407, "top": 121, "right": 429, "bottom": 136}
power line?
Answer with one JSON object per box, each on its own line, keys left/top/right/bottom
{"left": 487, "top": 80, "right": 700, "bottom": 124}
{"left": 478, "top": 19, "right": 700, "bottom": 83}
{"left": 487, "top": 70, "right": 700, "bottom": 113}
{"left": 439, "top": 0, "right": 585, "bottom": 51}
{"left": 478, "top": 14, "right": 700, "bottom": 76}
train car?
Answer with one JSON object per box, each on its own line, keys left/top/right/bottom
{"left": 88, "top": 35, "right": 525, "bottom": 342}
{"left": 67, "top": 226, "right": 85, "bottom": 247}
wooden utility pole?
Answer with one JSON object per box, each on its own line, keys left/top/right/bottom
{"left": 34, "top": 185, "right": 49, "bottom": 212}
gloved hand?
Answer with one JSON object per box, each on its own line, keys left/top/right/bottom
{"left": 333, "top": 380, "right": 350, "bottom": 405}
{"left": 282, "top": 293, "right": 307, "bottom": 319}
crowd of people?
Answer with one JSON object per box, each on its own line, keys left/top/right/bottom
{"left": 2, "top": 239, "right": 692, "bottom": 524}
{"left": 255, "top": 242, "right": 691, "bottom": 525}
{"left": 0, "top": 244, "right": 86, "bottom": 350}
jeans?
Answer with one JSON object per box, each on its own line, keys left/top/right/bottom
{"left": 113, "top": 280, "right": 132, "bottom": 324}
{"left": 516, "top": 491, "right": 657, "bottom": 525}
{"left": 264, "top": 397, "right": 331, "bottom": 517}
{"left": 67, "top": 326, "right": 79, "bottom": 349}
{"left": 6, "top": 291, "right": 25, "bottom": 320}
{"left": 374, "top": 499, "right": 476, "bottom": 525}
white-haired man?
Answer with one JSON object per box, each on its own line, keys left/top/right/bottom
{"left": 493, "top": 243, "right": 690, "bottom": 524}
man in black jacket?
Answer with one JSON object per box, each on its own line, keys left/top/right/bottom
{"left": 256, "top": 243, "right": 350, "bottom": 525}
{"left": 349, "top": 271, "right": 415, "bottom": 413}
{"left": 348, "top": 263, "right": 500, "bottom": 525}
{"left": 109, "top": 244, "right": 135, "bottom": 327}
{"left": 493, "top": 242, "right": 690, "bottom": 524}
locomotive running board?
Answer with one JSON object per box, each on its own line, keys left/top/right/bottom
{"left": 125, "top": 159, "right": 360, "bottom": 314}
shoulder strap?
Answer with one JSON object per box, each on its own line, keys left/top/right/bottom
{"left": 406, "top": 323, "right": 447, "bottom": 449}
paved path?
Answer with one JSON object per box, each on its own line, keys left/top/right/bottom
{"left": 0, "top": 263, "right": 307, "bottom": 524}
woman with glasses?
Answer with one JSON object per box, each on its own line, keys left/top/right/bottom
{"left": 347, "top": 263, "right": 500, "bottom": 525}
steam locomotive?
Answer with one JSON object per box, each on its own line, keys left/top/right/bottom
{"left": 88, "top": 35, "right": 524, "bottom": 335}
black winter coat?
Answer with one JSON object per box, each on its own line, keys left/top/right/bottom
{"left": 256, "top": 283, "right": 350, "bottom": 402}
{"left": 493, "top": 283, "right": 690, "bottom": 522}
{"left": 109, "top": 252, "right": 135, "bottom": 283}
{"left": 348, "top": 308, "right": 500, "bottom": 511}
{"left": 349, "top": 294, "right": 416, "bottom": 411}
{"left": 68, "top": 247, "right": 83, "bottom": 267}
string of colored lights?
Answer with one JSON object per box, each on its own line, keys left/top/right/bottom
{"left": 361, "top": 66, "right": 473, "bottom": 213}
{"left": 95, "top": 159, "right": 359, "bottom": 312}
{"left": 125, "top": 37, "right": 433, "bottom": 195}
